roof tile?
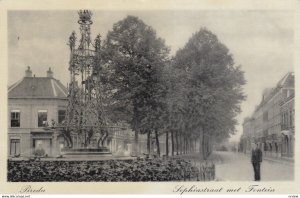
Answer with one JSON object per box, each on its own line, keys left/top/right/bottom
{"left": 8, "top": 77, "right": 68, "bottom": 99}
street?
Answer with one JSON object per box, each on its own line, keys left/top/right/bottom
{"left": 210, "top": 151, "right": 294, "bottom": 181}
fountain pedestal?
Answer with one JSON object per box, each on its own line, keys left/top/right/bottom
{"left": 61, "top": 147, "right": 112, "bottom": 158}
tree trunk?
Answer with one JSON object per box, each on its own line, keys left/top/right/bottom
{"left": 171, "top": 131, "right": 174, "bottom": 156}
{"left": 133, "top": 130, "right": 139, "bottom": 156}
{"left": 188, "top": 138, "right": 190, "bottom": 153}
{"left": 185, "top": 137, "right": 189, "bottom": 154}
{"left": 199, "top": 128, "right": 204, "bottom": 160}
{"left": 181, "top": 133, "right": 184, "bottom": 154}
{"left": 184, "top": 137, "right": 186, "bottom": 154}
{"left": 166, "top": 131, "right": 169, "bottom": 157}
{"left": 188, "top": 138, "right": 192, "bottom": 153}
{"left": 182, "top": 135, "right": 185, "bottom": 154}
{"left": 191, "top": 138, "right": 193, "bottom": 153}
{"left": 183, "top": 134, "right": 186, "bottom": 154}
{"left": 186, "top": 138, "right": 191, "bottom": 154}
{"left": 133, "top": 107, "right": 139, "bottom": 156}
{"left": 179, "top": 133, "right": 182, "bottom": 154}
{"left": 155, "top": 129, "right": 160, "bottom": 157}
{"left": 202, "top": 134, "right": 207, "bottom": 160}
{"left": 147, "top": 130, "right": 151, "bottom": 155}
{"left": 184, "top": 136, "right": 187, "bottom": 154}
{"left": 175, "top": 130, "right": 179, "bottom": 155}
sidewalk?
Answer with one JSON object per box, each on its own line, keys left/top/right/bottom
{"left": 213, "top": 151, "right": 294, "bottom": 181}
{"left": 263, "top": 155, "right": 294, "bottom": 165}
{"left": 242, "top": 152, "right": 294, "bottom": 166}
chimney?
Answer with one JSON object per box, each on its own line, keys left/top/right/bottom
{"left": 47, "top": 67, "right": 54, "bottom": 78}
{"left": 25, "top": 66, "right": 32, "bottom": 77}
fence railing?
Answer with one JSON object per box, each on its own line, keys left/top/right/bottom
{"left": 171, "top": 156, "right": 215, "bottom": 181}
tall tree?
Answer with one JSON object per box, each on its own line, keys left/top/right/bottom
{"left": 102, "top": 16, "right": 169, "bottom": 155}
{"left": 172, "top": 28, "right": 246, "bottom": 159}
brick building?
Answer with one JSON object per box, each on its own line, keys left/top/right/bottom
{"left": 280, "top": 90, "right": 295, "bottom": 157}
{"left": 240, "top": 72, "right": 294, "bottom": 158}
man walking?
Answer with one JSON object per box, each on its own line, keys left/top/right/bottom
{"left": 251, "top": 143, "right": 262, "bottom": 181}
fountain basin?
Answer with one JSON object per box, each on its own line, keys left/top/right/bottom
{"left": 61, "top": 147, "right": 112, "bottom": 158}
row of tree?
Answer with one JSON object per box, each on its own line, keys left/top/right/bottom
{"left": 96, "top": 16, "right": 246, "bottom": 159}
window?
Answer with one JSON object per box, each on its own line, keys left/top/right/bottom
{"left": 11, "top": 110, "right": 20, "bottom": 127}
{"left": 281, "top": 111, "right": 289, "bottom": 130}
{"left": 287, "top": 89, "right": 290, "bottom": 98}
{"left": 10, "top": 139, "right": 20, "bottom": 156}
{"left": 263, "top": 130, "right": 268, "bottom": 136}
{"left": 38, "top": 110, "right": 48, "bottom": 127}
{"left": 285, "top": 112, "right": 289, "bottom": 128}
{"left": 290, "top": 109, "right": 294, "bottom": 127}
{"left": 263, "top": 111, "right": 268, "bottom": 122}
{"left": 58, "top": 110, "right": 66, "bottom": 124}
{"left": 282, "top": 113, "right": 286, "bottom": 129}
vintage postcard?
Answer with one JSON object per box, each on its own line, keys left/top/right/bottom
{"left": 0, "top": 0, "right": 299, "bottom": 195}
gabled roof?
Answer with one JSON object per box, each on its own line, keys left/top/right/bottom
{"left": 243, "top": 71, "right": 294, "bottom": 123}
{"left": 277, "top": 72, "right": 294, "bottom": 88}
{"left": 8, "top": 77, "right": 68, "bottom": 99}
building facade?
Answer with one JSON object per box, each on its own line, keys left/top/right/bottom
{"left": 240, "top": 72, "right": 294, "bottom": 158}
{"left": 240, "top": 117, "right": 255, "bottom": 153}
{"left": 8, "top": 67, "right": 68, "bottom": 157}
{"left": 8, "top": 67, "right": 152, "bottom": 158}
{"left": 280, "top": 91, "right": 295, "bottom": 157}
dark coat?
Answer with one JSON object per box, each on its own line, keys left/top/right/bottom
{"left": 251, "top": 148, "right": 262, "bottom": 163}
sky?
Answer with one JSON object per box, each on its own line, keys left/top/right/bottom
{"left": 8, "top": 10, "right": 294, "bottom": 142}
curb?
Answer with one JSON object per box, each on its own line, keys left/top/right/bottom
{"left": 263, "top": 157, "right": 294, "bottom": 166}
{"left": 241, "top": 153, "right": 294, "bottom": 165}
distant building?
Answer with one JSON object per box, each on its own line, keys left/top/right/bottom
{"left": 280, "top": 88, "right": 294, "bottom": 157}
{"left": 240, "top": 117, "right": 255, "bottom": 154}
{"left": 8, "top": 67, "right": 68, "bottom": 157}
{"left": 240, "top": 72, "right": 294, "bottom": 158}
